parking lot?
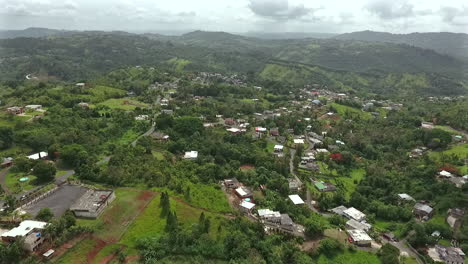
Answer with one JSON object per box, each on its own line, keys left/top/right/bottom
{"left": 23, "top": 184, "right": 88, "bottom": 217}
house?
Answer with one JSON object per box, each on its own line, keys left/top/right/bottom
{"left": 347, "top": 229, "right": 372, "bottom": 247}
{"left": 288, "top": 178, "right": 302, "bottom": 192}
{"left": 421, "top": 121, "right": 435, "bottom": 129}
{"left": 270, "top": 128, "right": 279, "bottom": 137}
{"left": 78, "top": 102, "right": 89, "bottom": 109}
{"left": 258, "top": 209, "right": 281, "bottom": 224}
{"left": 383, "top": 233, "right": 397, "bottom": 242}
{"left": 449, "top": 177, "right": 467, "bottom": 188}
{"left": 151, "top": 132, "right": 169, "bottom": 141}
{"left": 27, "top": 152, "right": 48, "bottom": 160}
{"left": 330, "top": 205, "right": 348, "bottom": 216}
{"left": 25, "top": 105, "right": 42, "bottom": 111}
{"left": 288, "top": 194, "right": 305, "bottom": 205}
{"left": 6, "top": 106, "right": 23, "bottom": 115}
{"left": 274, "top": 145, "right": 284, "bottom": 153}
{"left": 239, "top": 200, "right": 255, "bottom": 213}
{"left": 70, "top": 189, "right": 115, "bottom": 219}
{"left": 398, "top": 193, "right": 415, "bottom": 202}
{"left": 184, "top": 151, "right": 198, "bottom": 160}
{"left": 1, "top": 220, "right": 48, "bottom": 251}
{"left": 1, "top": 157, "right": 13, "bottom": 168}
{"left": 235, "top": 186, "right": 252, "bottom": 199}
{"left": 255, "top": 127, "right": 267, "bottom": 133}
{"left": 161, "top": 109, "right": 173, "bottom": 115}
{"left": 224, "top": 118, "right": 235, "bottom": 126}
{"left": 314, "top": 181, "right": 336, "bottom": 192}
{"left": 346, "top": 219, "right": 372, "bottom": 232}
{"left": 224, "top": 178, "right": 239, "bottom": 189}
{"left": 343, "top": 207, "right": 366, "bottom": 222}
{"left": 135, "top": 115, "right": 149, "bottom": 121}
{"left": 413, "top": 202, "right": 434, "bottom": 220}
{"left": 226, "top": 127, "right": 242, "bottom": 134}
{"left": 446, "top": 208, "right": 465, "bottom": 229}
{"left": 75, "top": 82, "right": 86, "bottom": 88}
{"left": 428, "top": 245, "right": 465, "bottom": 264}
{"left": 439, "top": 170, "right": 453, "bottom": 178}
{"left": 293, "top": 139, "right": 305, "bottom": 146}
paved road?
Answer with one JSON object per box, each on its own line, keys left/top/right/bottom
{"left": 130, "top": 93, "right": 162, "bottom": 147}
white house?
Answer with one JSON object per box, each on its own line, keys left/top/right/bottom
{"left": 1, "top": 220, "right": 48, "bottom": 251}
{"left": 347, "top": 229, "right": 372, "bottom": 246}
{"left": 184, "top": 151, "right": 198, "bottom": 160}
{"left": 239, "top": 201, "right": 255, "bottom": 213}
{"left": 289, "top": 194, "right": 305, "bottom": 205}
{"left": 27, "top": 151, "right": 48, "bottom": 160}
{"left": 343, "top": 207, "right": 366, "bottom": 222}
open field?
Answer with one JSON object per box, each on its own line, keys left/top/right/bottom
{"left": 0, "top": 113, "right": 31, "bottom": 127}
{"left": 316, "top": 249, "right": 382, "bottom": 264}
{"left": 56, "top": 188, "right": 155, "bottom": 263}
{"left": 429, "top": 143, "right": 468, "bottom": 174}
{"left": 97, "top": 98, "right": 149, "bottom": 111}
{"left": 120, "top": 193, "right": 227, "bottom": 248}
{"left": 330, "top": 103, "right": 372, "bottom": 120}
{"left": 86, "top": 85, "right": 126, "bottom": 103}
{"left": 5, "top": 171, "right": 38, "bottom": 194}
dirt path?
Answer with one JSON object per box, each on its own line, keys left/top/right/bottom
{"left": 0, "top": 167, "right": 11, "bottom": 194}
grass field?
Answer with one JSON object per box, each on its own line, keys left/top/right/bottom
{"left": 310, "top": 164, "right": 365, "bottom": 200}
{"left": 429, "top": 143, "right": 468, "bottom": 174}
{"left": 87, "top": 85, "right": 126, "bottom": 103}
{"left": 5, "top": 171, "right": 39, "bottom": 194}
{"left": 0, "top": 113, "right": 31, "bottom": 127}
{"left": 120, "top": 193, "right": 227, "bottom": 248}
{"left": 434, "top": 125, "right": 462, "bottom": 135}
{"left": 97, "top": 98, "right": 149, "bottom": 111}
{"left": 57, "top": 189, "right": 155, "bottom": 263}
{"left": 330, "top": 103, "right": 372, "bottom": 120}
{"left": 316, "top": 249, "right": 382, "bottom": 264}
{"left": 155, "top": 183, "right": 232, "bottom": 213}
{"left": 107, "top": 129, "right": 140, "bottom": 146}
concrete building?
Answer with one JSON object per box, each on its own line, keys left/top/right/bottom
{"left": 1, "top": 220, "right": 48, "bottom": 252}
{"left": 70, "top": 189, "right": 115, "bottom": 219}
{"left": 347, "top": 229, "right": 372, "bottom": 247}
{"left": 288, "top": 194, "right": 305, "bottom": 205}
{"left": 183, "top": 151, "right": 198, "bottom": 160}
{"left": 343, "top": 207, "right": 366, "bottom": 222}
{"left": 346, "top": 219, "right": 372, "bottom": 232}
{"left": 27, "top": 151, "right": 48, "bottom": 160}
{"left": 413, "top": 203, "right": 434, "bottom": 220}
{"left": 224, "top": 178, "right": 239, "bottom": 189}
{"left": 25, "top": 105, "right": 42, "bottom": 111}
{"left": 398, "top": 193, "right": 415, "bottom": 202}
{"left": 258, "top": 209, "right": 281, "bottom": 224}
{"left": 428, "top": 245, "right": 465, "bottom": 264}
{"left": 331, "top": 205, "right": 348, "bottom": 216}
{"left": 235, "top": 186, "right": 252, "bottom": 199}
{"left": 239, "top": 200, "right": 255, "bottom": 213}
{"left": 447, "top": 208, "right": 465, "bottom": 230}
{"left": 6, "top": 106, "right": 23, "bottom": 115}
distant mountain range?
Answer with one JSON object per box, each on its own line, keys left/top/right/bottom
{"left": 0, "top": 28, "right": 467, "bottom": 95}
{"left": 334, "top": 30, "right": 468, "bottom": 59}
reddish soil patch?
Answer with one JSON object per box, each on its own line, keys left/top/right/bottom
{"left": 137, "top": 190, "right": 154, "bottom": 201}
{"left": 125, "top": 256, "right": 140, "bottom": 264}
{"left": 240, "top": 164, "right": 255, "bottom": 170}
{"left": 87, "top": 237, "right": 107, "bottom": 263}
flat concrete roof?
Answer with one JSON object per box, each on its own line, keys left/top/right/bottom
{"left": 70, "top": 189, "right": 113, "bottom": 213}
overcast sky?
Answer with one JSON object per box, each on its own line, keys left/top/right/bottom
{"left": 1, "top": 0, "right": 467, "bottom": 34}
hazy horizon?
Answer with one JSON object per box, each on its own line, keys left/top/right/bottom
{"left": 1, "top": 0, "right": 467, "bottom": 34}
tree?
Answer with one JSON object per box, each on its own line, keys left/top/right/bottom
{"left": 160, "top": 192, "right": 170, "bottom": 218}
{"left": 165, "top": 211, "right": 178, "bottom": 232}
{"left": 60, "top": 144, "right": 88, "bottom": 168}
{"left": 5, "top": 195, "right": 16, "bottom": 211}
{"left": 0, "top": 127, "right": 13, "bottom": 150}
{"left": 378, "top": 244, "right": 400, "bottom": 264}
{"left": 318, "top": 238, "right": 343, "bottom": 256}
{"left": 36, "top": 208, "right": 54, "bottom": 222}
{"left": 32, "top": 162, "right": 56, "bottom": 182}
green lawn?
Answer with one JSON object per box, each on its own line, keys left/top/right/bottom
{"left": 429, "top": 143, "right": 468, "bottom": 174}
{"left": 56, "top": 238, "right": 97, "bottom": 264}
{"left": 87, "top": 85, "right": 126, "bottom": 103}
{"left": 5, "top": 171, "right": 39, "bottom": 194}
{"left": 120, "top": 194, "right": 226, "bottom": 248}
{"left": 76, "top": 188, "right": 155, "bottom": 242}
{"left": 97, "top": 98, "right": 148, "bottom": 111}
{"left": 266, "top": 141, "right": 275, "bottom": 153}
{"left": 0, "top": 113, "right": 31, "bottom": 127}
{"left": 316, "top": 249, "right": 381, "bottom": 264}
{"left": 401, "top": 257, "right": 418, "bottom": 264}
{"left": 311, "top": 166, "right": 365, "bottom": 200}
{"left": 55, "top": 170, "right": 69, "bottom": 178}
{"left": 434, "top": 125, "right": 462, "bottom": 135}
{"left": 330, "top": 103, "right": 372, "bottom": 120}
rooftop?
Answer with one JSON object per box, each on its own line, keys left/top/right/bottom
{"left": 344, "top": 207, "right": 366, "bottom": 221}
{"left": 289, "top": 194, "right": 305, "bottom": 205}
{"left": 70, "top": 189, "right": 113, "bottom": 213}
{"left": 27, "top": 151, "right": 48, "bottom": 160}
{"left": 414, "top": 203, "right": 433, "bottom": 214}
{"left": 184, "top": 151, "right": 198, "bottom": 159}
{"left": 258, "top": 209, "right": 281, "bottom": 218}
{"left": 293, "top": 139, "right": 305, "bottom": 144}
{"left": 347, "top": 229, "right": 372, "bottom": 242}
{"left": 1, "top": 220, "right": 47, "bottom": 238}
{"left": 240, "top": 201, "right": 255, "bottom": 210}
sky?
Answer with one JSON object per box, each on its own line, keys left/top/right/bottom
{"left": 0, "top": 0, "right": 467, "bottom": 34}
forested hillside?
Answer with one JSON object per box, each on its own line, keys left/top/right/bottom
{"left": 335, "top": 30, "right": 468, "bottom": 60}
{"left": 0, "top": 30, "right": 467, "bottom": 95}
